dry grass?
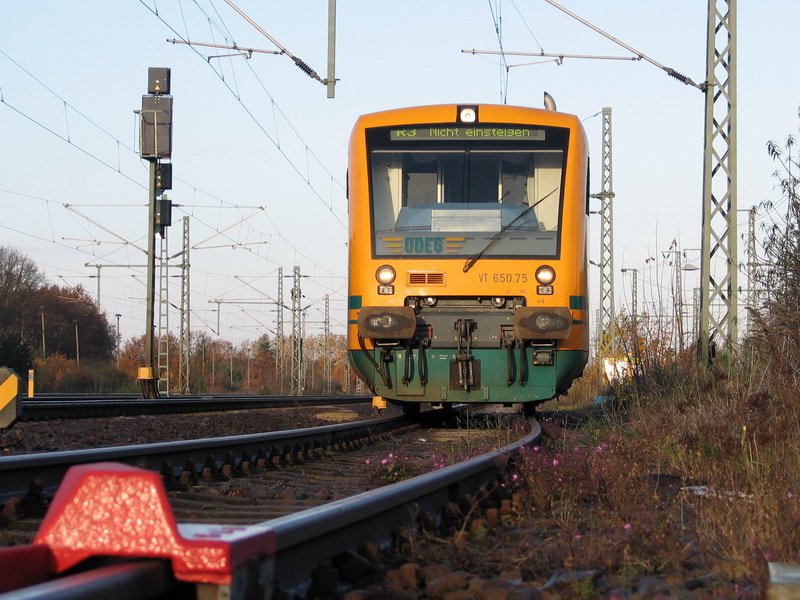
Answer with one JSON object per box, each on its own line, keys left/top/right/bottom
{"left": 611, "top": 348, "right": 800, "bottom": 587}
{"left": 386, "top": 345, "right": 800, "bottom": 597}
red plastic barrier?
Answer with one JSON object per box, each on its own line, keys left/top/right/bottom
{"left": 27, "top": 462, "right": 275, "bottom": 585}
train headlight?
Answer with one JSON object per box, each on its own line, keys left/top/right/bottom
{"left": 376, "top": 265, "right": 396, "bottom": 294}
{"left": 368, "top": 314, "right": 394, "bottom": 329}
{"left": 358, "top": 306, "right": 417, "bottom": 339}
{"left": 375, "top": 265, "right": 396, "bottom": 285}
{"left": 423, "top": 296, "right": 438, "bottom": 307}
{"left": 458, "top": 106, "right": 478, "bottom": 123}
{"left": 534, "top": 314, "right": 558, "bottom": 329}
{"left": 535, "top": 265, "right": 556, "bottom": 285}
{"left": 513, "top": 307, "right": 573, "bottom": 340}
{"left": 492, "top": 297, "right": 506, "bottom": 308}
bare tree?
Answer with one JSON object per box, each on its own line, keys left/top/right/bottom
{"left": 0, "top": 246, "right": 45, "bottom": 333}
{"left": 752, "top": 115, "right": 800, "bottom": 389}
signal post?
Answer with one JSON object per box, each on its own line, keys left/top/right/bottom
{"left": 137, "top": 68, "right": 173, "bottom": 398}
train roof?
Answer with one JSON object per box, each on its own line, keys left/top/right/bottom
{"left": 353, "top": 103, "right": 585, "bottom": 132}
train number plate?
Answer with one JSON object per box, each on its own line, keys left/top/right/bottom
{"left": 478, "top": 273, "right": 529, "bottom": 284}
{"left": 537, "top": 285, "right": 554, "bottom": 295}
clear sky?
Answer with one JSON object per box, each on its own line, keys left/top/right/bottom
{"left": 1, "top": 1, "right": 797, "bottom": 345}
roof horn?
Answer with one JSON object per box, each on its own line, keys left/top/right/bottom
{"left": 543, "top": 92, "right": 557, "bottom": 111}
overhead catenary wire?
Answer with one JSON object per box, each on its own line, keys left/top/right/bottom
{"left": 0, "top": 49, "right": 270, "bottom": 238}
{"left": 183, "top": 3, "right": 336, "bottom": 196}
{"left": 509, "top": 0, "right": 544, "bottom": 53}
{"left": 222, "top": 0, "right": 328, "bottom": 86}
{"left": 1, "top": 40, "right": 346, "bottom": 309}
{"left": 542, "top": 0, "right": 704, "bottom": 90}
{"left": 0, "top": 88, "right": 147, "bottom": 192}
{"left": 0, "top": 165, "right": 341, "bottom": 342}
{"left": 486, "top": 0, "right": 511, "bottom": 104}
{"left": 139, "top": 1, "right": 347, "bottom": 229}
{"left": 3, "top": 6, "right": 346, "bottom": 342}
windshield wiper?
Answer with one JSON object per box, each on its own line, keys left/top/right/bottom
{"left": 462, "top": 186, "right": 560, "bottom": 273}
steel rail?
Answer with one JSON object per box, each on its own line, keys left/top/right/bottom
{"left": 0, "top": 413, "right": 420, "bottom": 502}
{"left": 1, "top": 410, "right": 536, "bottom": 599}
{"left": 20, "top": 394, "right": 371, "bottom": 420}
{"left": 267, "top": 416, "right": 542, "bottom": 594}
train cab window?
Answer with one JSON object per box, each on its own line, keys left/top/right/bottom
{"left": 367, "top": 124, "right": 568, "bottom": 258}
{"left": 403, "top": 155, "right": 437, "bottom": 207}
{"left": 441, "top": 155, "right": 499, "bottom": 203}
{"left": 501, "top": 155, "right": 529, "bottom": 205}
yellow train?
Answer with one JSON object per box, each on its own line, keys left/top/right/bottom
{"left": 347, "top": 104, "right": 589, "bottom": 413}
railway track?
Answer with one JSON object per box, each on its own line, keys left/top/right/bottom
{"left": 19, "top": 393, "right": 371, "bottom": 420}
{"left": 0, "top": 407, "right": 540, "bottom": 599}
{"left": 0, "top": 409, "right": 426, "bottom": 503}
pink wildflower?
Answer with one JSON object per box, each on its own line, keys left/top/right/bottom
{"left": 364, "top": 459, "right": 371, "bottom": 465}
{"left": 623, "top": 523, "right": 632, "bottom": 531}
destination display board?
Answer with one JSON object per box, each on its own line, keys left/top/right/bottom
{"left": 389, "top": 127, "right": 546, "bottom": 141}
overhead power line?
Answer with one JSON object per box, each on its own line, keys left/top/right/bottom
{"left": 509, "top": 0, "right": 544, "bottom": 53}
{"left": 3, "top": 35, "right": 346, "bottom": 288}
{"left": 542, "top": 0, "right": 704, "bottom": 90}
{"left": 486, "top": 0, "right": 510, "bottom": 103}
{"left": 223, "top": 0, "right": 330, "bottom": 87}
{"left": 139, "top": 0, "right": 347, "bottom": 229}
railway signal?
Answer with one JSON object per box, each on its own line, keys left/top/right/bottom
{"left": 137, "top": 67, "right": 174, "bottom": 398}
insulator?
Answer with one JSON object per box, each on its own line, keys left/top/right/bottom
{"left": 293, "top": 56, "right": 320, "bottom": 80}
{"left": 666, "top": 68, "right": 696, "bottom": 88}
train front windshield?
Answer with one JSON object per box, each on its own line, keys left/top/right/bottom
{"left": 366, "top": 124, "right": 569, "bottom": 259}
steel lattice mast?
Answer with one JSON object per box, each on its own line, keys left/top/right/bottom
{"left": 699, "top": 0, "right": 737, "bottom": 360}
{"left": 745, "top": 206, "right": 757, "bottom": 336}
{"left": 324, "top": 294, "right": 332, "bottom": 394}
{"left": 593, "top": 107, "right": 616, "bottom": 363}
{"left": 674, "top": 249, "right": 684, "bottom": 351}
{"left": 177, "top": 216, "right": 190, "bottom": 394}
{"left": 291, "top": 266, "right": 303, "bottom": 395}
{"left": 276, "top": 267, "right": 284, "bottom": 393}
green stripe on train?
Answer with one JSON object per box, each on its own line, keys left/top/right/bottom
{"left": 569, "top": 296, "right": 586, "bottom": 310}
